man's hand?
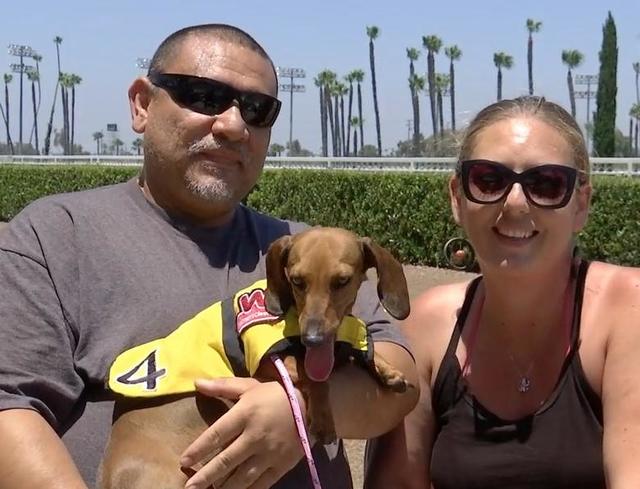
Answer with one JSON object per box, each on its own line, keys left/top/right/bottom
{"left": 181, "top": 378, "right": 305, "bottom": 489}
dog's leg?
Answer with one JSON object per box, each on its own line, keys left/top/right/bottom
{"left": 372, "top": 352, "right": 412, "bottom": 393}
{"left": 282, "top": 356, "right": 337, "bottom": 445}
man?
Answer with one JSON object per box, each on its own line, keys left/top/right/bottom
{"left": 0, "top": 24, "right": 417, "bottom": 489}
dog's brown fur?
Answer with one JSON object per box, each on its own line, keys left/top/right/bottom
{"left": 98, "top": 227, "right": 410, "bottom": 489}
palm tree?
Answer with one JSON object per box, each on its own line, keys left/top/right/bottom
{"left": 132, "top": 137, "right": 144, "bottom": 155}
{"left": 29, "top": 54, "right": 43, "bottom": 147}
{"left": 344, "top": 72, "right": 356, "bottom": 155}
{"left": 313, "top": 74, "right": 327, "bottom": 157}
{"left": 352, "top": 69, "right": 365, "bottom": 153}
{"left": 69, "top": 74, "right": 82, "bottom": 154}
{"left": 630, "top": 103, "right": 640, "bottom": 156}
{"left": 444, "top": 45, "right": 462, "bottom": 131}
{"left": 526, "top": 19, "right": 542, "bottom": 95}
{"left": 350, "top": 116, "right": 362, "bottom": 155}
{"left": 408, "top": 74, "right": 425, "bottom": 154}
{"left": 59, "top": 73, "right": 72, "bottom": 154}
{"left": 335, "top": 81, "right": 348, "bottom": 156}
{"left": 27, "top": 71, "right": 40, "bottom": 153}
{"left": 269, "top": 143, "right": 285, "bottom": 156}
{"left": 43, "top": 36, "right": 63, "bottom": 155}
{"left": 423, "top": 35, "right": 443, "bottom": 137}
{"left": 494, "top": 52, "right": 514, "bottom": 101}
{"left": 3, "top": 74, "right": 13, "bottom": 155}
{"left": 407, "top": 48, "right": 421, "bottom": 144}
{"left": 561, "top": 50, "right": 584, "bottom": 118}
{"left": 329, "top": 81, "right": 342, "bottom": 156}
{"left": 366, "top": 26, "right": 382, "bottom": 156}
{"left": 93, "top": 131, "right": 103, "bottom": 155}
{"left": 113, "top": 138, "right": 124, "bottom": 156}
{"left": 633, "top": 62, "right": 640, "bottom": 104}
{"left": 435, "top": 73, "right": 450, "bottom": 138}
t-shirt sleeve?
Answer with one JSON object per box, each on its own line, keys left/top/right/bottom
{"left": 351, "top": 278, "right": 412, "bottom": 355}
{"left": 0, "top": 204, "right": 84, "bottom": 432}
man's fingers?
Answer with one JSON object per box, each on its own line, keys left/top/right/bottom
{"left": 195, "top": 377, "right": 260, "bottom": 400}
{"left": 180, "top": 409, "right": 244, "bottom": 468}
{"left": 184, "top": 437, "right": 254, "bottom": 489}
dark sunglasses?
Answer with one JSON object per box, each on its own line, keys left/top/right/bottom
{"left": 457, "top": 159, "right": 586, "bottom": 209}
{"left": 148, "top": 72, "right": 281, "bottom": 128}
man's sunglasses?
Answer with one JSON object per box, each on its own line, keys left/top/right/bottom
{"left": 457, "top": 159, "right": 587, "bottom": 209}
{"left": 148, "top": 72, "right": 281, "bottom": 128}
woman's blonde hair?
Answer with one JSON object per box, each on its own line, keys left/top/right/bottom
{"left": 458, "top": 96, "right": 590, "bottom": 179}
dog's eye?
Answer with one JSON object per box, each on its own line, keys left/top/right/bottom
{"left": 290, "top": 276, "right": 305, "bottom": 289}
{"left": 333, "top": 276, "right": 351, "bottom": 289}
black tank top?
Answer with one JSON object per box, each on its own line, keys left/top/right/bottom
{"left": 430, "top": 261, "right": 604, "bottom": 489}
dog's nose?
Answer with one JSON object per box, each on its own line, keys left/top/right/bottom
{"left": 302, "top": 333, "right": 326, "bottom": 347}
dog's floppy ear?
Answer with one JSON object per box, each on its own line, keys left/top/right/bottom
{"left": 361, "top": 237, "right": 410, "bottom": 320}
{"left": 265, "top": 235, "right": 293, "bottom": 316}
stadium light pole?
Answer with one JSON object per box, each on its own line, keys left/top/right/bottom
{"left": 277, "top": 67, "right": 305, "bottom": 155}
{"left": 575, "top": 74, "right": 598, "bottom": 153}
{"left": 136, "top": 57, "right": 150, "bottom": 71}
{"left": 8, "top": 43, "right": 35, "bottom": 154}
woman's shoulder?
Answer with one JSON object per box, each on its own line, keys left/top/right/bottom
{"left": 587, "top": 261, "right": 640, "bottom": 303}
{"left": 402, "top": 279, "right": 477, "bottom": 366}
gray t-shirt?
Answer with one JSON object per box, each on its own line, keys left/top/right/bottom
{"left": 0, "top": 178, "right": 407, "bottom": 488}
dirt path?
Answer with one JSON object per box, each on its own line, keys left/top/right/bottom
{"left": 0, "top": 221, "right": 474, "bottom": 488}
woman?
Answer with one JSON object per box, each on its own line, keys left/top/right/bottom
{"left": 364, "top": 96, "right": 640, "bottom": 488}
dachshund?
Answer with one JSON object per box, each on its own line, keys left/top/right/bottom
{"left": 97, "top": 226, "right": 411, "bottom": 489}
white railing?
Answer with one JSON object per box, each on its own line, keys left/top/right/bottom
{"left": 1, "top": 155, "right": 639, "bottom": 176}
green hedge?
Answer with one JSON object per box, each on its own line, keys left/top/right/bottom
{"left": 1, "top": 165, "right": 639, "bottom": 267}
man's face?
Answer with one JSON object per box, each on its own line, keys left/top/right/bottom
{"left": 130, "top": 35, "right": 277, "bottom": 224}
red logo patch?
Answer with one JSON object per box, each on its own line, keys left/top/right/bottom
{"left": 236, "top": 288, "right": 279, "bottom": 334}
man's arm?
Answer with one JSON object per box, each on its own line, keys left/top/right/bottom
{"left": 179, "top": 342, "right": 418, "bottom": 489}
{"left": 0, "top": 410, "right": 87, "bottom": 489}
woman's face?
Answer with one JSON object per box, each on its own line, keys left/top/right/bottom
{"left": 450, "top": 116, "right": 591, "bottom": 274}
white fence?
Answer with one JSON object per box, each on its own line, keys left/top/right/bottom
{"left": 1, "top": 155, "right": 639, "bottom": 176}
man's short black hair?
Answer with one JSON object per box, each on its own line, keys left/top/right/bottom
{"left": 148, "top": 23, "right": 277, "bottom": 91}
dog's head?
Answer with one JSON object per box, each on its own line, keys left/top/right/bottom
{"left": 264, "top": 227, "right": 410, "bottom": 381}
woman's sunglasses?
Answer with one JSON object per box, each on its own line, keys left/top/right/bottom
{"left": 457, "top": 159, "right": 586, "bottom": 209}
{"left": 148, "top": 72, "right": 282, "bottom": 128}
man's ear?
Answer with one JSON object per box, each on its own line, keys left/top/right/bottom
{"left": 449, "top": 174, "right": 463, "bottom": 226}
{"left": 573, "top": 182, "right": 592, "bottom": 233}
{"left": 128, "top": 77, "right": 153, "bottom": 134}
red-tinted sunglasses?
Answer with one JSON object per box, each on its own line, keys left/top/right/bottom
{"left": 457, "top": 159, "right": 587, "bottom": 209}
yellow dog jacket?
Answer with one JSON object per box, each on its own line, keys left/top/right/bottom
{"left": 107, "top": 279, "right": 373, "bottom": 398}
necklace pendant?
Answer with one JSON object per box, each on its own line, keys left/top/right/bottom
{"left": 518, "top": 377, "right": 532, "bottom": 393}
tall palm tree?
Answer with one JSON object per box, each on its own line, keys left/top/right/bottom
{"left": 330, "top": 81, "right": 342, "bottom": 156}
{"left": 335, "top": 82, "right": 348, "bottom": 156}
{"left": 113, "top": 138, "right": 124, "bottom": 156}
{"left": 132, "top": 137, "right": 144, "bottom": 155}
{"left": 423, "top": 35, "right": 443, "bottom": 137}
{"left": 406, "top": 48, "right": 421, "bottom": 144}
{"left": 366, "top": 26, "right": 382, "bottom": 156}
{"left": 27, "top": 71, "right": 40, "bottom": 153}
{"left": 313, "top": 74, "right": 327, "bottom": 157}
{"left": 630, "top": 103, "right": 640, "bottom": 156}
{"left": 28, "top": 54, "right": 43, "bottom": 147}
{"left": 352, "top": 69, "right": 365, "bottom": 153}
{"left": 59, "top": 73, "right": 72, "bottom": 154}
{"left": 344, "top": 72, "right": 356, "bottom": 155}
{"left": 321, "top": 71, "right": 338, "bottom": 156}
{"left": 350, "top": 116, "right": 362, "bottom": 156}
{"left": 69, "top": 74, "right": 82, "bottom": 154}
{"left": 633, "top": 62, "right": 640, "bottom": 104}
{"left": 561, "top": 49, "right": 584, "bottom": 118}
{"left": 3, "top": 74, "right": 13, "bottom": 155}
{"left": 444, "top": 45, "right": 462, "bottom": 131}
{"left": 408, "top": 74, "right": 425, "bottom": 155}
{"left": 494, "top": 52, "right": 514, "bottom": 101}
{"left": 435, "top": 73, "right": 450, "bottom": 138}
{"left": 93, "top": 131, "right": 104, "bottom": 155}
{"left": 44, "top": 36, "right": 63, "bottom": 155}
{"left": 526, "top": 19, "right": 542, "bottom": 95}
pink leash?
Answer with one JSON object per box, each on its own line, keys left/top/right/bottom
{"left": 270, "top": 354, "right": 323, "bottom": 489}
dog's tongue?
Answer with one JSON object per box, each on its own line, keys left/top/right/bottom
{"left": 304, "top": 342, "right": 335, "bottom": 382}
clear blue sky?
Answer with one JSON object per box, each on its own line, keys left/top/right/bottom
{"left": 2, "top": 0, "right": 639, "bottom": 155}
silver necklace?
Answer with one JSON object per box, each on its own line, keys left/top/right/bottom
{"left": 505, "top": 351, "right": 534, "bottom": 393}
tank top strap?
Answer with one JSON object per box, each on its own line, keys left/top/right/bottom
{"left": 568, "top": 259, "right": 590, "bottom": 353}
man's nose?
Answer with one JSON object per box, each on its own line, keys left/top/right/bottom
{"left": 210, "top": 104, "right": 249, "bottom": 142}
